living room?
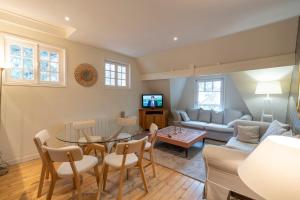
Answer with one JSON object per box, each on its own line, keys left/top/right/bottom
{"left": 0, "top": 1, "right": 300, "bottom": 200}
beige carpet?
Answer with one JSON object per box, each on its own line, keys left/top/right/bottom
{"left": 145, "top": 140, "right": 224, "bottom": 182}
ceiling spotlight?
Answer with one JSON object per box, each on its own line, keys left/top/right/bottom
{"left": 173, "top": 37, "right": 178, "bottom": 41}
{"left": 64, "top": 16, "right": 70, "bottom": 21}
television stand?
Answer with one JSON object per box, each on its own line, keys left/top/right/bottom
{"left": 139, "top": 108, "right": 168, "bottom": 130}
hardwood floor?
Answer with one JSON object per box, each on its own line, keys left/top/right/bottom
{"left": 0, "top": 159, "right": 204, "bottom": 200}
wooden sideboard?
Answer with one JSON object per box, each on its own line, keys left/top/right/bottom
{"left": 139, "top": 108, "right": 168, "bottom": 130}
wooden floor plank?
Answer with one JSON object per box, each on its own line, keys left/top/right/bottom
{"left": 0, "top": 158, "right": 204, "bottom": 200}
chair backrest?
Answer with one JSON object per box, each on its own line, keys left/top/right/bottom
{"left": 116, "top": 136, "right": 148, "bottom": 155}
{"left": 43, "top": 146, "right": 83, "bottom": 162}
{"left": 73, "top": 120, "right": 96, "bottom": 142}
{"left": 33, "top": 129, "right": 50, "bottom": 163}
{"left": 149, "top": 123, "right": 158, "bottom": 144}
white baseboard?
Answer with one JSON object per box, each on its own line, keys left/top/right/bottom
{"left": 6, "top": 153, "right": 40, "bottom": 165}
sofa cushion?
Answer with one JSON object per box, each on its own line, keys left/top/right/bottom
{"left": 181, "top": 121, "right": 207, "bottom": 129}
{"left": 225, "top": 137, "right": 257, "bottom": 153}
{"left": 236, "top": 126, "right": 260, "bottom": 144}
{"left": 224, "top": 109, "right": 243, "bottom": 125}
{"left": 186, "top": 108, "right": 199, "bottom": 121}
{"left": 260, "top": 120, "right": 286, "bottom": 141}
{"left": 211, "top": 110, "right": 224, "bottom": 124}
{"left": 199, "top": 108, "right": 211, "bottom": 123}
{"left": 206, "top": 123, "right": 233, "bottom": 133}
{"left": 180, "top": 111, "right": 190, "bottom": 121}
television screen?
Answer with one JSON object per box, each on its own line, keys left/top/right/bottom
{"left": 142, "top": 94, "right": 163, "bottom": 108}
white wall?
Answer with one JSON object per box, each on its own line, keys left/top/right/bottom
{"left": 0, "top": 21, "right": 145, "bottom": 164}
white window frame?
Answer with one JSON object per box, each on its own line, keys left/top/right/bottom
{"left": 1, "top": 34, "right": 66, "bottom": 87}
{"left": 104, "top": 59, "right": 130, "bottom": 89}
{"left": 194, "top": 77, "right": 225, "bottom": 111}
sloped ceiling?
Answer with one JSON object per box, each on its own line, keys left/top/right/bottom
{"left": 138, "top": 17, "right": 298, "bottom": 74}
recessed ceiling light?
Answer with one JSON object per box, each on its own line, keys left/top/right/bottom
{"left": 64, "top": 16, "right": 70, "bottom": 21}
{"left": 173, "top": 37, "right": 178, "bottom": 41}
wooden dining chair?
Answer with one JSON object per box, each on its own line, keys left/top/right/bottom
{"left": 33, "top": 129, "right": 51, "bottom": 198}
{"left": 98, "top": 137, "right": 148, "bottom": 200}
{"left": 43, "top": 145, "right": 100, "bottom": 200}
{"left": 144, "top": 123, "right": 159, "bottom": 177}
{"left": 72, "top": 119, "right": 101, "bottom": 143}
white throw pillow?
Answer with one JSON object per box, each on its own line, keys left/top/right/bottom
{"left": 236, "top": 126, "right": 260, "bottom": 144}
{"left": 180, "top": 111, "right": 190, "bottom": 121}
{"left": 260, "top": 120, "right": 286, "bottom": 141}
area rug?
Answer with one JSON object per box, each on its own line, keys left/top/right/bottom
{"left": 144, "top": 140, "right": 224, "bottom": 182}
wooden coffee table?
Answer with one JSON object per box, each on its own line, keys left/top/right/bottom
{"left": 155, "top": 126, "right": 207, "bottom": 158}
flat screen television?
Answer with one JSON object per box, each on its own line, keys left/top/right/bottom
{"left": 142, "top": 94, "right": 163, "bottom": 108}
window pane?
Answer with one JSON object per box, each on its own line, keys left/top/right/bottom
{"left": 40, "top": 60, "right": 49, "bottom": 72}
{"left": 10, "top": 57, "right": 21, "bottom": 68}
{"left": 50, "top": 73, "right": 59, "bottom": 82}
{"left": 122, "top": 74, "right": 126, "bottom": 79}
{"left": 110, "top": 72, "right": 115, "bottom": 78}
{"left": 199, "top": 82, "right": 205, "bottom": 92}
{"left": 198, "top": 92, "right": 220, "bottom": 105}
{"left": 118, "top": 65, "right": 122, "bottom": 72}
{"left": 122, "top": 67, "right": 126, "bottom": 73}
{"left": 105, "top": 78, "right": 111, "bottom": 85}
{"left": 105, "top": 71, "right": 111, "bottom": 78}
{"left": 105, "top": 63, "right": 110, "bottom": 71}
{"left": 110, "top": 64, "right": 115, "bottom": 71}
{"left": 23, "top": 47, "right": 33, "bottom": 58}
{"left": 10, "top": 45, "right": 21, "bottom": 56}
{"left": 118, "top": 73, "right": 122, "bottom": 79}
{"left": 50, "top": 62, "right": 59, "bottom": 72}
{"left": 40, "top": 72, "right": 49, "bottom": 81}
{"left": 11, "top": 68, "right": 22, "bottom": 80}
{"left": 122, "top": 80, "right": 126, "bottom": 86}
{"left": 205, "top": 81, "right": 212, "bottom": 91}
{"left": 50, "top": 52, "right": 59, "bottom": 62}
{"left": 23, "top": 58, "right": 33, "bottom": 70}
{"left": 213, "top": 81, "right": 221, "bottom": 91}
{"left": 23, "top": 70, "right": 34, "bottom": 80}
{"left": 117, "top": 79, "right": 121, "bottom": 86}
{"left": 110, "top": 79, "right": 115, "bottom": 85}
{"left": 40, "top": 50, "right": 49, "bottom": 60}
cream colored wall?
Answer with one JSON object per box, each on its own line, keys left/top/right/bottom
{"left": 137, "top": 17, "right": 298, "bottom": 74}
{"left": 0, "top": 21, "right": 145, "bottom": 164}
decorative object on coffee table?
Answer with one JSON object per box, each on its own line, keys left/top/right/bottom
{"left": 156, "top": 126, "right": 207, "bottom": 158}
{"left": 74, "top": 63, "right": 98, "bottom": 87}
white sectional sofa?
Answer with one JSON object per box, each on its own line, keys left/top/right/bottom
{"left": 174, "top": 108, "right": 252, "bottom": 142}
{"left": 203, "top": 120, "right": 290, "bottom": 200}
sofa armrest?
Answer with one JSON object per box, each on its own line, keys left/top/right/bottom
{"left": 240, "top": 114, "right": 252, "bottom": 121}
{"left": 203, "top": 145, "right": 249, "bottom": 175}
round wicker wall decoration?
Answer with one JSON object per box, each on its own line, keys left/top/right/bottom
{"left": 74, "top": 63, "right": 98, "bottom": 87}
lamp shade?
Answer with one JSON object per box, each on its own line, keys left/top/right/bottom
{"left": 238, "top": 136, "right": 300, "bottom": 200}
{"left": 255, "top": 81, "right": 282, "bottom": 95}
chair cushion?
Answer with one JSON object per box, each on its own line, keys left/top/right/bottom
{"left": 199, "top": 108, "right": 211, "bottom": 123}
{"left": 211, "top": 110, "right": 224, "bottom": 124}
{"left": 104, "top": 152, "right": 138, "bottom": 168}
{"left": 78, "top": 136, "right": 102, "bottom": 143}
{"left": 186, "top": 108, "right": 199, "bottom": 121}
{"left": 181, "top": 121, "right": 207, "bottom": 129}
{"left": 225, "top": 137, "right": 257, "bottom": 153}
{"left": 57, "top": 155, "right": 98, "bottom": 177}
{"left": 206, "top": 123, "right": 234, "bottom": 133}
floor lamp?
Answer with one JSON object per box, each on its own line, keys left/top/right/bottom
{"left": 0, "top": 66, "right": 9, "bottom": 176}
{"left": 255, "top": 81, "right": 282, "bottom": 122}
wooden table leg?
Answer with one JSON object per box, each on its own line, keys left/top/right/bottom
{"left": 185, "top": 148, "right": 188, "bottom": 158}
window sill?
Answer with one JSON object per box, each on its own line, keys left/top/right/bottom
{"left": 3, "top": 82, "right": 66, "bottom": 88}
{"left": 104, "top": 85, "right": 131, "bottom": 90}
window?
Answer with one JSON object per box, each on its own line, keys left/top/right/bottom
{"left": 195, "top": 78, "right": 224, "bottom": 111}
{"left": 4, "top": 35, "right": 65, "bottom": 86}
{"left": 104, "top": 60, "right": 129, "bottom": 88}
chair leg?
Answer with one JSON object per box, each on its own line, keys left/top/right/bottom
{"left": 139, "top": 164, "right": 149, "bottom": 193}
{"left": 103, "top": 164, "right": 109, "bottom": 191}
{"left": 96, "top": 165, "right": 104, "bottom": 200}
{"left": 149, "top": 150, "right": 156, "bottom": 177}
{"left": 117, "top": 167, "right": 125, "bottom": 200}
{"left": 46, "top": 176, "right": 57, "bottom": 200}
{"left": 37, "top": 164, "right": 46, "bottom": 197}
{"left": 75, "top": 175, "right": 83, "bottom": 200}
{"left": 45, "top": 166, "right": 50, "bottom": 179}
{"left": 94, "top": 165, "right": 100, "bottom": 186}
